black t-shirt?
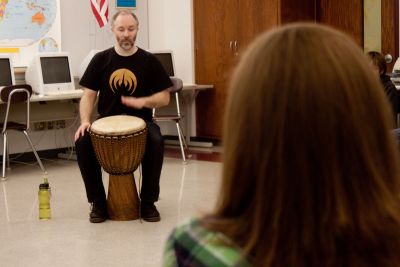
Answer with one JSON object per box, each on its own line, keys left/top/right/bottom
{"left": 79, "top": 47, "right": 172, "bottom": 121}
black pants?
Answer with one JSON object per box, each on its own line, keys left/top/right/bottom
{"left": 75, "top": 121, "right": 164, "bottom": 204}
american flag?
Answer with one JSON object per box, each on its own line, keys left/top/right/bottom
{"left": 90, "top": 0, "right": 109, "bottom": 28}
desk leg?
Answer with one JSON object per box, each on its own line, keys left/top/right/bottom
{"left": 181, "top": 90, "right": 213, "bottom": 148}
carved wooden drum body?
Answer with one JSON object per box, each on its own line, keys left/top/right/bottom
{"left": 90, "top": 115, "right": 147, "bottom": 220}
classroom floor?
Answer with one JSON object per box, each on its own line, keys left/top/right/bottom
{"left": 0, "top": 148, "right": 222, "bottom": 267}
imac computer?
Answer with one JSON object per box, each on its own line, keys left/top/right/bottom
{"left": 147, "top": 49, "right": 175, "bottom": 77}
{"left": 25, "top": 52, "right": 75, "bottom": 95}
{"left": 0, "top": 54, "right": 15, "bottom": 87}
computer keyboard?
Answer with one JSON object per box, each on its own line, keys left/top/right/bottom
{"left": 44, "top": 89, "right": 84, "bottom": 96}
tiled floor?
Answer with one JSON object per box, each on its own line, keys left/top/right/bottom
{"left": 0, "top": 149, "right": 222, "bottom": 267}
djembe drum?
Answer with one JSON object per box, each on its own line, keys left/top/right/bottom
{"left": 89, "top": 115, "right": 147, "bottom": 220}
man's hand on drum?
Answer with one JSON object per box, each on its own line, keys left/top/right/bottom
{"left": 74, "top": 122, "right": 91, "bottom": 141}
{"left": 121, "top": 96, "right": 146, "bottom": 109}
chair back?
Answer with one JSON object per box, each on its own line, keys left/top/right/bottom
{"left": 1, "top": 84, "right": 32, "bottom": 103}
{"left": 1, "top": 84, "right": 32, "bottom": 133}
{"left": 168, "top": 77, "right": 183, "bottom": 93}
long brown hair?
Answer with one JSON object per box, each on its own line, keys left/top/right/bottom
{"left": 204, "top": 23, "right": 400, "bottom": 266}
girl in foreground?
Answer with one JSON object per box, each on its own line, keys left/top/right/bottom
{"left": 163, "top": 23, "right": 400, "bottom": 267}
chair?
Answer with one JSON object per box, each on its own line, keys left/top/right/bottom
{"left": 1, "top": 84, "right": 46, "bottom": 180}
{"left": 153, "top": 77, "right": 188, "bottom": 162}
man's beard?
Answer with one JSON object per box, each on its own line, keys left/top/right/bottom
{"left": 118, "top": 37, "right": 135, "bottom": 51}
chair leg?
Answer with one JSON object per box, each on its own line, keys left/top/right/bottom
{"left": 2, "top": 132, "right": 7, "bottom": 180}
{"left": 22, "top": 130, "right": 46, "bottom": 174}
{"left": 178, "top": 122, "right": 188, "bottom": 149}
{"left": 175, "top": 122, "right": 186, "bottom": 162}
{"left": 6, "top": 136, "right": 10, "bottom": 169}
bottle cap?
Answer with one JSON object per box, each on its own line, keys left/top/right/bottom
{"left": 39, "top": 182, "right": 49, "bottom": 189}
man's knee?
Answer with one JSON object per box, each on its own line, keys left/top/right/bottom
{"left": 75, "top": 133, "right": 92, "bottom": 152}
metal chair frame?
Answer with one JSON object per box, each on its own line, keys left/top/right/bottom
{"left": 152, "top": 77, "right": 188, "bottom": 162}
{"left": 1, "top": 84, "right": 46, "bottom": 180}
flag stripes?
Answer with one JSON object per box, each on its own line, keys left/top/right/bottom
{"left": 90, "top": 0, "right": 108, "bottom": 28}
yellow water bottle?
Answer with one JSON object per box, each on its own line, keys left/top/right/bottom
{"left": 38, "top": 176, "right": 51, "bottom": 220}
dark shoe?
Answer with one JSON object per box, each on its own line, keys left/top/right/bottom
{"left": 141, "top": 202, "right": 160, "bottom": 222}
{"left": 89, "top": 201, "right": 108, "bottom": 223}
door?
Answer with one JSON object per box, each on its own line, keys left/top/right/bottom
{"left": 381, "top": 0, "right": 399, "bottom": 72}
{"left": 236, "top": 0, "right": 279, "bottom": 53}
{"left": 317, "top": 0, "right": 364, "bottom": 46}
{"left": 194, "top": 0, "right": 238, "bottom": 138}
{"left": 194, "top": 0, "right": 281, "bottom": 139}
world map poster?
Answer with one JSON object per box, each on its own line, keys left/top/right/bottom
{"left": 0, "top": 0, "right": 61, "bottom": 67}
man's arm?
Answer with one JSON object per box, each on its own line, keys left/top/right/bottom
{"left": 74, "top": 89, "right": 98, "bottom": 141}
{"left": 121, "top": 89, "right": 170, "bottom": 110}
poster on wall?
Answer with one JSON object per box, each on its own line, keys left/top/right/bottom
{"left": 116, "top": 0, "right": 136, "bottom": 9}
{"left": 0, "top": 0, "right": 61, "bottom": 67}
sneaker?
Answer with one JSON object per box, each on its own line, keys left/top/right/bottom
{"left": 141, "top": 202, "right": 161, "bottom": 222}
{"left": 89, "top": 201, "right": 108, "bottom": 223}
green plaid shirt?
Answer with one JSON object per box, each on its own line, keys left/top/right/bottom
{"left": 163, "top": 218, "right": 252, "bottom": 267}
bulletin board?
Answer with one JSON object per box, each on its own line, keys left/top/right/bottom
{"left": 116, "top": 0, "right": 136, "bottom": 9}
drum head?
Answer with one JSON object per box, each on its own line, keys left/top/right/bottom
{"left": 90, "top": 115, "right": 146, "bottom": 136}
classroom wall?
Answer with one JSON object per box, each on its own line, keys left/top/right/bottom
{"left": 148, "top": 0, "right": 195, "bottom": 83}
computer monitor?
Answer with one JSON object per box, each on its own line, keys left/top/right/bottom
{"left": 25, "top": 52, "right": 75, "bottom": 95}
{"left": 0, "top": 55, "right": 15, "bottom": 87}
{"left": 148, "top": 49, "right": 175, "bottom": 77}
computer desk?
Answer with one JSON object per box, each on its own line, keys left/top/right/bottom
{"left": 181, "top": 84, "right": 214, "bottom": 147}
{"left": 0, "top": 90, "right": 84, "bottom": 104}
{"left": 30, "top": 90, "right": 84, "bottom": 102}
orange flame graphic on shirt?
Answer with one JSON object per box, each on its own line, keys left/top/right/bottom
{"left": 109, "top": 68, "right": 137, "bottom": 95}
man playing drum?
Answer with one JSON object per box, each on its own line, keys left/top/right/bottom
{"left": 74, "top": 9, "right": 171, "bottom": 223}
